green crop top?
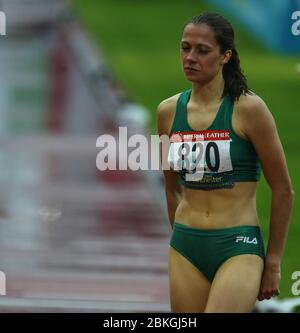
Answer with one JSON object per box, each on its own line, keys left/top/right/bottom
{"left": 168, "top": 89, "right": 261, "bottom": 190}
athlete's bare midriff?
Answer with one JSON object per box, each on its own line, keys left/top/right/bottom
{"left": 174, "top": 181, "right": 259, "bottom": 229}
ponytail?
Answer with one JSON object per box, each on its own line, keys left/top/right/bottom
{"left": 222, "top": 47, "right": 251, "bottom": 102}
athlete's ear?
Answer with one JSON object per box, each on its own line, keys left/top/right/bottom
{"left": 220, "top": 50, "right": 232, "bottom": 65}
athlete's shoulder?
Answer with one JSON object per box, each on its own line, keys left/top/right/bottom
{"left": 157, "top": 92, "right": 181, "bottom": 115}
{"left": 235, "top": 92, "right": 267, "bottom": 111}
{"left": 234, "top": 92, "right": 271, "bottom": 121}
{"left": 235, "top": 92, "right": 276, "bottom": 137}
{"left": 156, "top": 92, "right": 182, "bottom": 135}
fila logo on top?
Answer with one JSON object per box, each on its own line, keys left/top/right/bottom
{"left": 236, "top": 236, "right": 258, "bottom": 245}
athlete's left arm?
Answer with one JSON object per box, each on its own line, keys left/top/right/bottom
{"left": 239, "top": 95, "right": 295, "bottom": 300}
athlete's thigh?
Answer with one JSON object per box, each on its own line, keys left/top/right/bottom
{"left": 168, "top": 246, "right": 211, "bottom": 313}
{"left": 205, "top": 254, "right": 264, "bottom": 313}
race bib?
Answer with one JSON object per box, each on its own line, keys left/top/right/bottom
{"left": 168, "top": 130, "right": 233, "bottom": 182}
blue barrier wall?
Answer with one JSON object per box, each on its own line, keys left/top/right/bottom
{"left": 204, "top": 0, "right": 300, "bottom": 54}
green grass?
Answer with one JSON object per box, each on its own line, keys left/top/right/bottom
{"left": 72, "top": 0, "right": 300, "bottom": 301}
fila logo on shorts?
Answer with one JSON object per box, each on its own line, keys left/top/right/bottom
{"left": 236, "top": 236, "right": 258, "bottom": 245}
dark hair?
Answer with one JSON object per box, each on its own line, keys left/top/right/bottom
{"left": 184, "top": 12, "right": 251, "bottom": 102}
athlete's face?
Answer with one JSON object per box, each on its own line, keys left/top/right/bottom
{"left": 180, "top": 23, "right": 231, "bottom": 84}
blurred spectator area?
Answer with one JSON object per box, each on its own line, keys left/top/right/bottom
{"left": 0, "top": 0, "right": 169, "bottom": 312}
{"left": 1, "top": 0, "right": 68, "bottom": 31}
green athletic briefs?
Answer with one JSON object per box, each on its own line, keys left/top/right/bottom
{"left": 170, "top": 222, "right": 265, "bottom": 282}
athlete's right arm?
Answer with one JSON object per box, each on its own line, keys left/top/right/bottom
{"left": 156, "top": 96, "right": 182, "bottom": 228}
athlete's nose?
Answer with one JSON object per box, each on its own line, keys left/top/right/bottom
{"left": 185, "top": 50, "right": 197, "bottom": 63}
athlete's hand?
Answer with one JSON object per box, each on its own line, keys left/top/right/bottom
{"left": 257, "top": 261, "right": 281, "bottom": 301}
